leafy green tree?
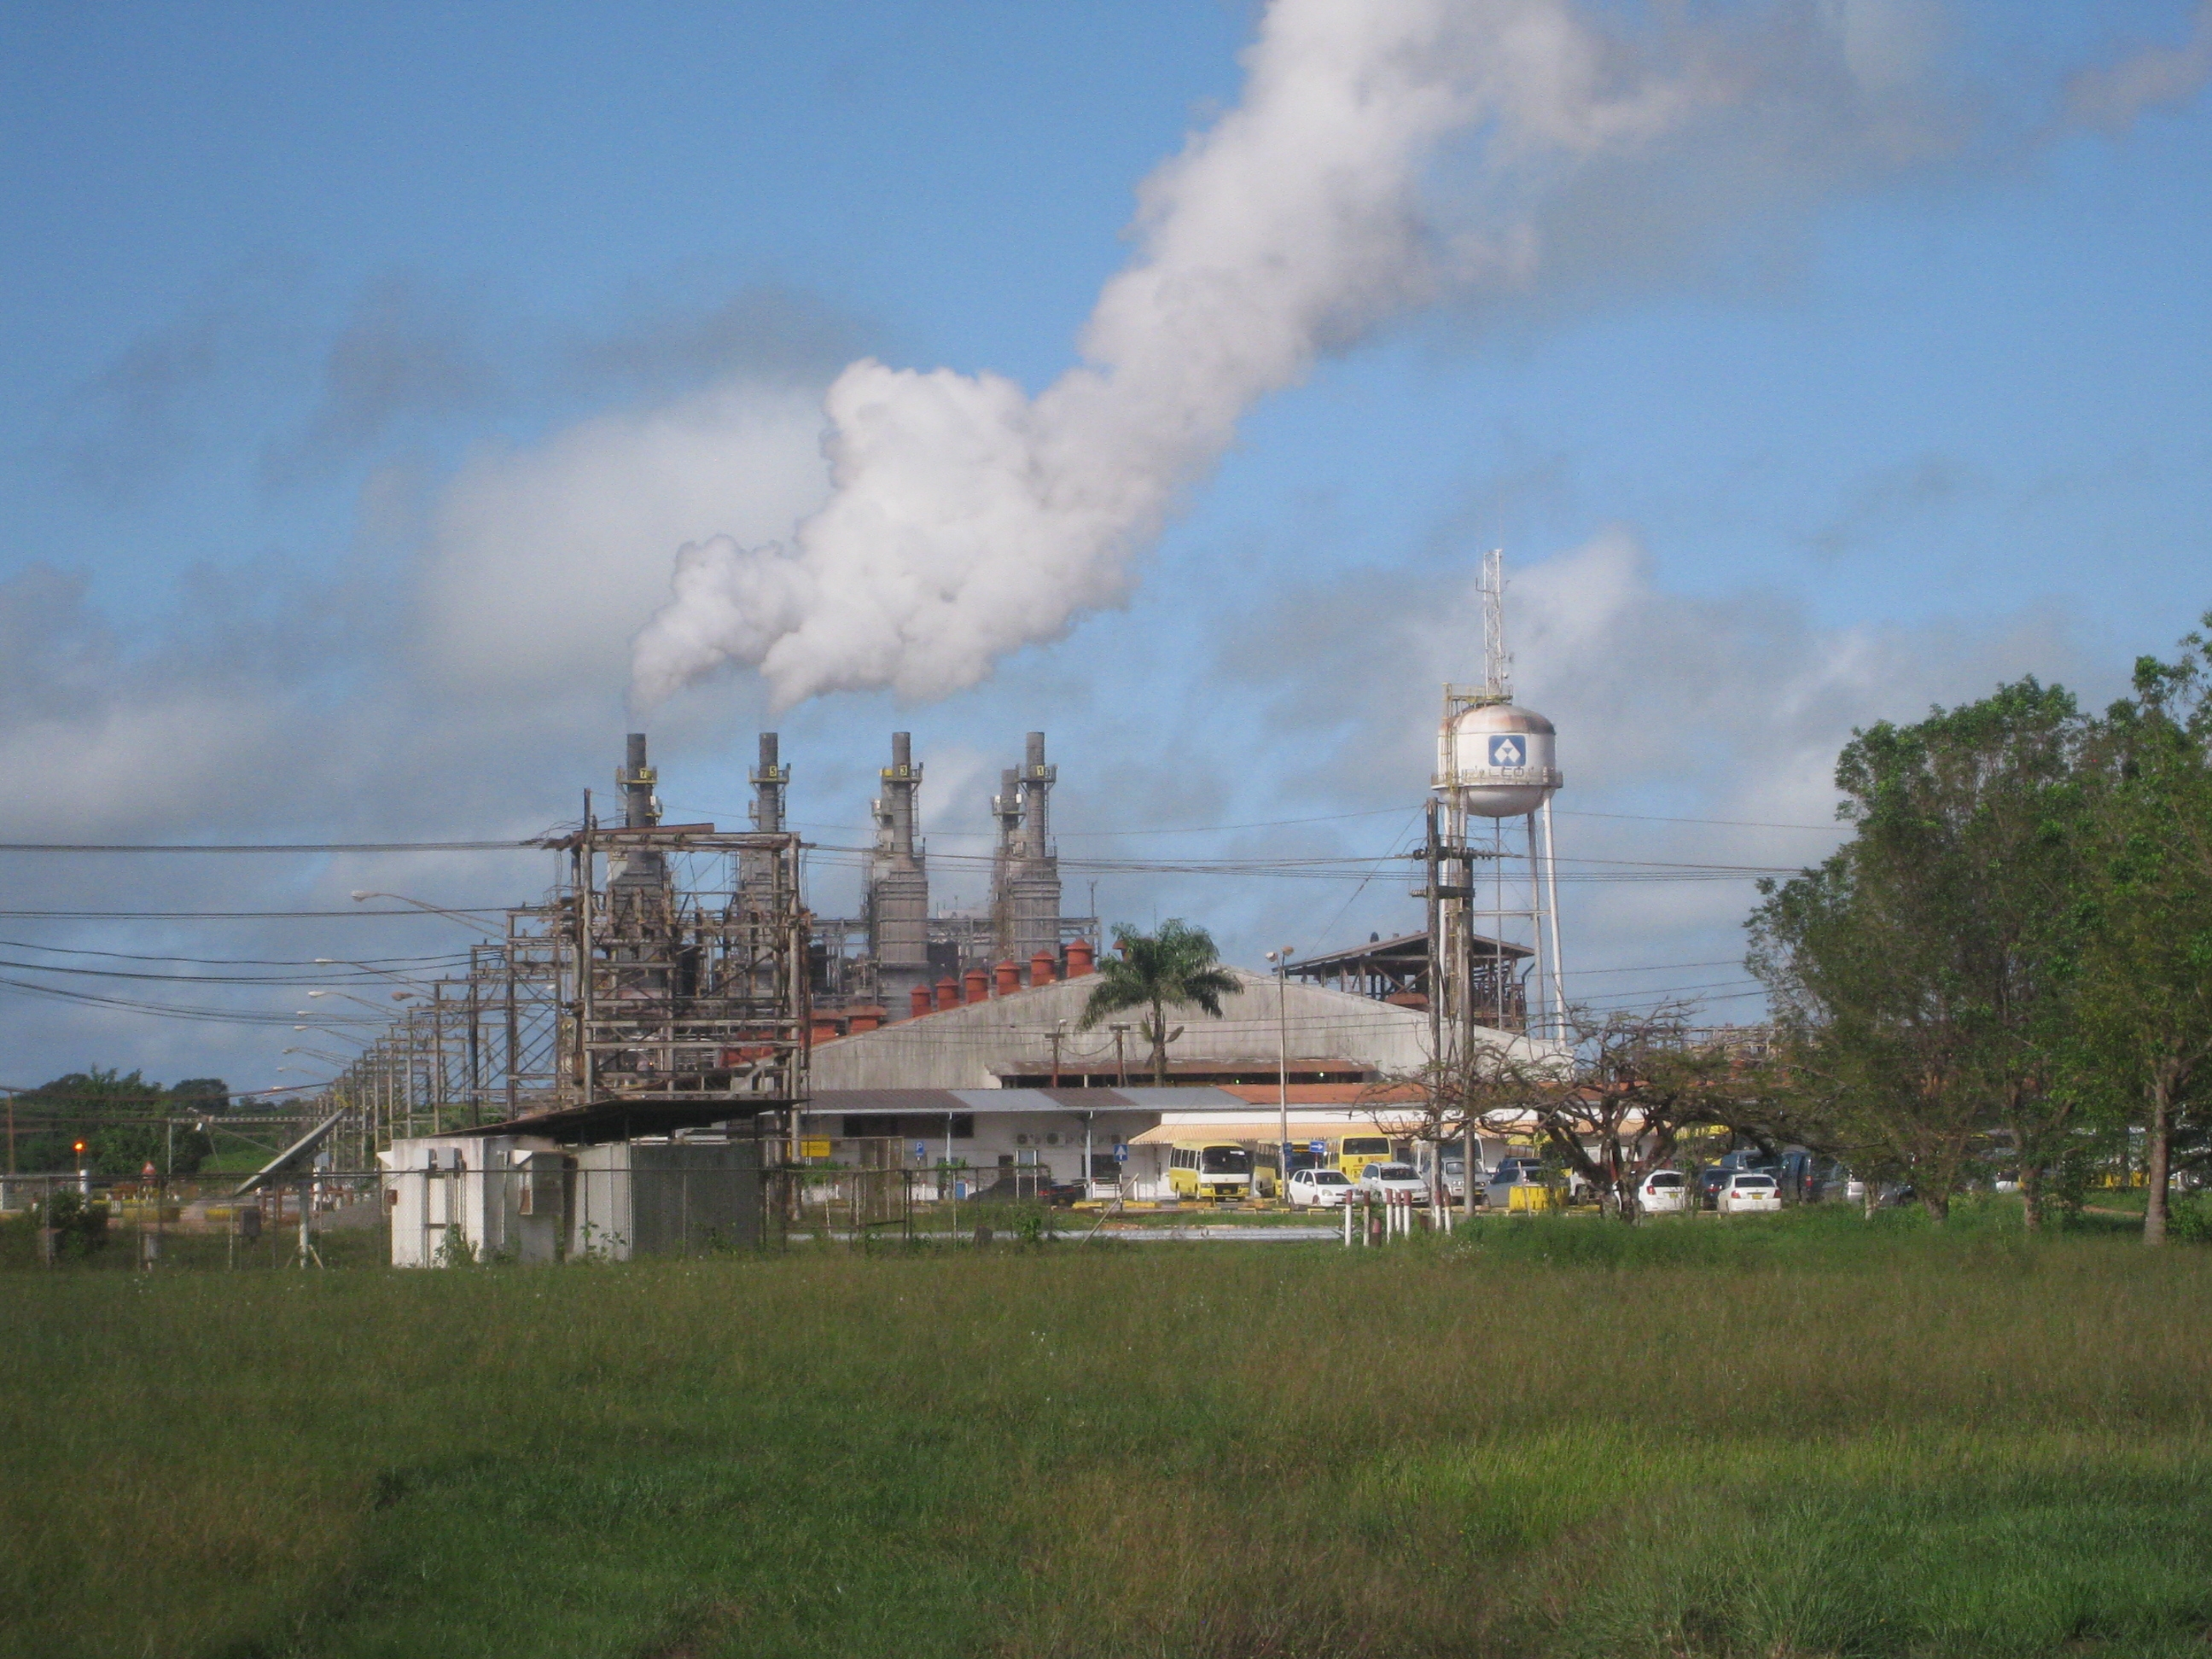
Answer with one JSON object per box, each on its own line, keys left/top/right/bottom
{"left": 1077, "top": 920, "right": 1239, "bottom": 1086}
{"left": 9, "top": 1070, "right": 219, "bottom": 1176}
{"left": 1749, "top": 681, "right": 2084, "bottom": 1221}
{"left": 2070, "top": 624, "right": 2212, "bottom": 1245}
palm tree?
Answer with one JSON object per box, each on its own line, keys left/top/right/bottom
{"left": 1078, "top": 920, "right": 1240, "bottom": 1086}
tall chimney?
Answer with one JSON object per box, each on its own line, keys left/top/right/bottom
{"left": 1008, "top": 731, "right": 1062, "bottom": 969}
{"left": 738, "top": 731, "right": 790, "bottom": 922}
{"left": 749, "top": 731, "right": 787, "bottom": 833}
{"left": 869, "top": 731, "right": 931, "bottom": 1013}
{"left": 990, "top": 765, "right": 1022, "bottom": 957}
{"left": 620, "top": 732, "right": 659, "bottom": 829}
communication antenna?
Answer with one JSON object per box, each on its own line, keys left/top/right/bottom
{"left": 1480, "top": 547, "right": 1511, "bottom": 701}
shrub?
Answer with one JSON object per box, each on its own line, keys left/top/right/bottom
{"left": 34, "top": 1190, "right": 108, "bottom": 1257}
{"left": 2168, "top": 1191, "right": 2212, "bottom": 1244}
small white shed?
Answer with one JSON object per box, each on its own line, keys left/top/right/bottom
{"left": 379, "top": 1135, "right": 566, "bottom": 1267}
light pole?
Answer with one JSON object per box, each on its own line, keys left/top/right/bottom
{"left": 1265, "top": 948, "right": 1295, "bottom": 1206}
{"left": 307, "top": 988, "right": 422, "bottom": 1016}
{"left": 348, "top": 891, "right": 501, "bottom": 935}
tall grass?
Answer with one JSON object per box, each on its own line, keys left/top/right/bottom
{"left": 2, "top": 1211, "right": 2208, "bottom": 1657}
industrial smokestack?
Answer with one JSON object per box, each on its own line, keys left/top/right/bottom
{"left": 887, "top": 731, "right": 917, "bottom": 859}
{"left": 619, "top": 733, "right": 658, "bottom": 829}
{"left": 869, "top": 731, "right": 930, "bottom": 1012}
{"left": 1022, "top": 732, "right": 1051, "bottom": 857}
{"left": 748, "top": 731, "right": 788, "bottom": 834}
{"left": 1004, "top": 731, "right": 1061, "bottom": 967}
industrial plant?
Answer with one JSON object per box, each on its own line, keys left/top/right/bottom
{"left": 339, "top": 556, "right": 1570, "bottom": 1264}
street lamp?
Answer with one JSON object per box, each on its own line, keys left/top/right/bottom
{"left": 349, "top": 892, "right": 500, "bottom": 935}
{"left": 1265, "top": 948, "right": 1295, "bottom": 1208}
{"left": 307, "top": 989, "right": 421, "bottom": 1016}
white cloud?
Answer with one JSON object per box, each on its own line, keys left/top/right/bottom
{"left": 2066, "top": 2, "right": 2212, "bottom": 133}
{"left": 411, "top": 379, "right": 830, "bottom": 698}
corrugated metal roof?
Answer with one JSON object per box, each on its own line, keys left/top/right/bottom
{"left": 801, "top": 1086, "right": 1252, "bottom": 1115}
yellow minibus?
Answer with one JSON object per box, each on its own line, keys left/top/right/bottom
{"left": 1167, "top": 1141, "right": 1254, "bottom": 1202}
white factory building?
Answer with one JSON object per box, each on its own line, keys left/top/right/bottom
{"left": 809, "top": 965, "right": 1443, "bottom": 1091}
{"left": 804, "top": 964, "right": 1556, "bottom": 1195}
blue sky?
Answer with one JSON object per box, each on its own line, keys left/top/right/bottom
{"left": 0, "top": 0, "right": 2207, "bottom": 1094}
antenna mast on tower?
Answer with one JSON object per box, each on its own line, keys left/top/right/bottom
{"left": 1480, "top": 547, "right": 1511, "bottom": 701}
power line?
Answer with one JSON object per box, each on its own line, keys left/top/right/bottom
{"left": 0, "top": 841, "right": 541, "bottom": 853}
{"left": 0, "top": 939, "right": 469, "bottom": 969}
{"left": 0, "top": 908, "right": 511, "bottom": 920}
{"left": 1554, "top": 809, "right": 1842, "bottom": 832}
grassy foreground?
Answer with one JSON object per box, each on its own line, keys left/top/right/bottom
{"left": 3, "top": 1207, "right": 2209, "bottom": 1658}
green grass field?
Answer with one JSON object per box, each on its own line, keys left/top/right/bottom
{"left": 3, "top": 1205, "right": 2208, "bottom": 1658}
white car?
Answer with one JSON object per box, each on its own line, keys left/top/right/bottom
{"left": 1715, "top": 1172, "right": 1782, "bottom": 1214}
{"left": 1635, "top": 1169, "right": 1691, "bottom": 1214}
{"left": 1359, "top": 1163, "right": 1430, "bottom": 1203}
{"left": 1285, "top": 1167, "right": 1354, "bottom": 1208}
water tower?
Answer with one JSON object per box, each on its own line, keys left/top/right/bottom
{"left": 1426, "top": 550, "right": 1567, "bottom": 1046}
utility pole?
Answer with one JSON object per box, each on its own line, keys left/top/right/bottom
{"left": 1050, "top": 1021, "right": 1065, "bottom": 1087}
{"left": 1110, "top": 1023, "right": 1129, "bottom": 1088}
{"left": 1425, "top": 798, "right": 1443, "bottom": 1068}
{"left": 1266, "top": 948, "right": 1294, "bottom": 1206}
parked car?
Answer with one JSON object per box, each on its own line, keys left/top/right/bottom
{"left": 1285, "top": 1167, "right": 1355, "bottom": 1209}
{"left": 1715, "top": 1172, "right": 1782, "bottom": 1214}
{"left": 1358, "top": 1163, "right": 1430, "bottom": 1203}
{"left": 1696, "top": 1167, "right": 1732, "bottom": 1209}
{"left": 1635, "top": 1169, "right": 1691, "bottom": 1215}
{"left": 1439, "top": 1155, "right": 1481, "bottom": 1203}
{"left": 1484, "top": 1167, "right": 1555, "bottom": 1212}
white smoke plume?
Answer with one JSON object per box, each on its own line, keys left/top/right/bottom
{"left": 630, "top": 0, "right": 1928, "bottom": 710}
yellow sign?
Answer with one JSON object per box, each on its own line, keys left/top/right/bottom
{"left": 799, "top": 1138, "right": 832, "bottom": 1160}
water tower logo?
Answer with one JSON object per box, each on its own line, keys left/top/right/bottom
{"left": 1488, "top": 734, "right": 1526, "bottom": 768}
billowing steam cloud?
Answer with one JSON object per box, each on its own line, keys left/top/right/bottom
{"left": 631, "top": 0, "right": 1929, "bottom": 709}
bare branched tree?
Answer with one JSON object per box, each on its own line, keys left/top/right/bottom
{"left": 1369, "top": 1004, "right": 1795, "bottom": 1221}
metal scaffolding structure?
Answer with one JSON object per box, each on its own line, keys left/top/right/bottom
{"left": 314, "top": 737, "right": 811, "bottom": 1155}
